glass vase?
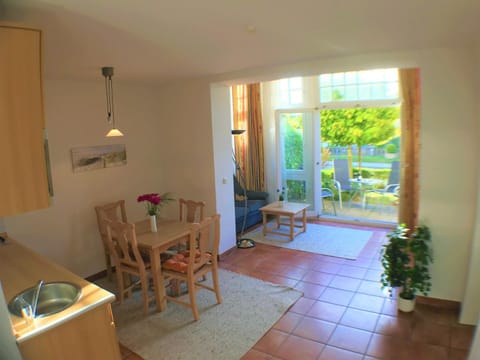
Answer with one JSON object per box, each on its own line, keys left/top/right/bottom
{"left": 149, "top": 215, "right": 157, "bottom": 233}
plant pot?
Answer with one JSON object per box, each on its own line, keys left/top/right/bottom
{"left": 397, "top": 295, "right": 416, "bottom": 312}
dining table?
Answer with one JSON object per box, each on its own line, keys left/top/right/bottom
{"left": 134, "top": 217, "right": 192, "bottom": 312}
{"left": 349, "top": 177, "right": 385, "bottom": 209}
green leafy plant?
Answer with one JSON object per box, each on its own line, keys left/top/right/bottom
{"left": 380, "top": 224, "right": 433, "bottom": 300}
{"left": 380, "top": 224, "right": 410, "bottom": 295}
{"left": 385, "top": 143, "right": 397, "bottom": 154}
{"left": 401, "top": 225, "right": 433, "bottom": 299}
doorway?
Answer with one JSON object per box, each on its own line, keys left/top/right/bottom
{"left": 275, "top": 104, "right": 401, "bottom": 225}
{"left": 276, "top": 110, "right": 320, "bottom": 217}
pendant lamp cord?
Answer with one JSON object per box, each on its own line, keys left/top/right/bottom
{"left": 104, "top": 75, "right": 115, "bottom": 127}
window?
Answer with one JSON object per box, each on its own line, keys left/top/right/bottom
{"left": 279, "top": 77, "right": 303, "bottom": 105}
{"left": 319, "top": 68, "right": 398, "bottom": 102}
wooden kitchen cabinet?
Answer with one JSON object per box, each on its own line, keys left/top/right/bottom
{"left": 0, "top": 234, "right": 121, "bottom": 360}
{"left": 18, "top": 304, "right": 121, "bottom": 360}
{"left": 0, "top": 23, "right": 50, "bottom": 217}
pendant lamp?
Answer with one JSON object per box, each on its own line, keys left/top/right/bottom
{"left": 102, "top": 66, "right": 124, "bottom": 137}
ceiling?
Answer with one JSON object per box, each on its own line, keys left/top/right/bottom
{"left": 2, "top": 0, "right": 480, "bottom": 82}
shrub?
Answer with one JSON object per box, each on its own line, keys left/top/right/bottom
{"left": 385, "top": 143, "right": 397, "bottom": 154}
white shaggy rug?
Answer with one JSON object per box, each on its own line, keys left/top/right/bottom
{"left": 243, "top": 222, "right": 372, "bottom": 260}
{"left": 96, "top": 269, "right": 302, "bottom": 360}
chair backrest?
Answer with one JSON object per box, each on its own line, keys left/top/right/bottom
{"left": 179, "top": 198, "right": 205, "bottom": 223}
{"left": 187, "top": 214, "right": 220, "bottom": 271}
{"left": 321, "top": 188, "right": 334, "bottom": 198}
{"left": 387, "top": 161, "right": 400, "bottom": 186}
{"left": 95, "top": 200, "right": 128, "bottom": 237}
{"left": 104, "top": 219, "right": 145, "bottom": 271}
{"left": 333, "top": 159, "right": 351, "bottom": 188}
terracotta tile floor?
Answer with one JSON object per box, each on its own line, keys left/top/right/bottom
{"left": 120, "top": 220, "right": 475, "bottom": 360}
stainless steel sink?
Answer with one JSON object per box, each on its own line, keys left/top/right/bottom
{"left": 8, "top": 282, "right": 81, "bottom": 318}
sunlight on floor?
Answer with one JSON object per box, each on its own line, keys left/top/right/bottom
{"left": 321, "top": 200, "right": 398, "bottom": 224}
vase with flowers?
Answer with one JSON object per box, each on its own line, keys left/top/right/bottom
{"left": 137, "top": 192, "right": 174, "bottom": 232}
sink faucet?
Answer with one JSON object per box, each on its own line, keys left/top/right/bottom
{"left": 31, "top": 280, "right": 44, "bottom": 318}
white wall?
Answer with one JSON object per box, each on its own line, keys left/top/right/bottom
{"left": 210, "top": 84, "right": 238, "bottom": 254}
{"left": 4, "top": 79, "right": 169, "bottom": 276}
{"left": 3, "top": 75, "right": 240, "bottom": 277}
{"left": 469, "top": 321, "right": 480, "bottom": 359}
{"left": 460, "top": 46, "right": 480, "bottom": 325}
{"left": 145, "top": 79, "right": 238, "bottom": 254}
{"left": 147, "top": 79, "right": 216, "bottom": 218}
{"left": 418, "top": 48, "right": 477, "bottom": 310}
{"left": 211, "top": 47, "right": 479, "bottom": 311}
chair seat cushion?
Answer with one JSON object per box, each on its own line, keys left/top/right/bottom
{"left": 162, "top": 251, "right": 211, "bottom": 273}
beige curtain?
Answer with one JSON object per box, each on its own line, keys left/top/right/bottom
{"left": 232, "top": 84, "right": 265, "bottom": 191}
{"left": 398, "top": 68, "right": 421, "bottom": 229}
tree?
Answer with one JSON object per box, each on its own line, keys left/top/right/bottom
{"left": 321, "top": 107, "right": 399, "bottom": 172}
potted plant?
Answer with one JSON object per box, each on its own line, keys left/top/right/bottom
{"left": 380, "top": 224, "right": 410, "bottom": 296}
{"left": 381, "top": 224, "right": 433, "bottom": 312}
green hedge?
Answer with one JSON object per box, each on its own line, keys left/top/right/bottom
{"left": 321, "top": 168, "right": 390, "bottom": 187}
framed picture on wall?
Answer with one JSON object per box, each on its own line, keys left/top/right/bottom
{"left": 71, "top": 144, "right": 127, "bottom": 173}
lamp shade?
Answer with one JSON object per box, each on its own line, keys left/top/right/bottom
{"left": 106, "top": 128, "right": 124, "bottom": 137}
{"left": 231, "top": 129, "right": 246, "bottom": 135}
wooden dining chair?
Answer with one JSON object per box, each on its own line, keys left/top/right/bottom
{"left": 177, "top": 198, "right": 207, "bottom": 282}
{"left": 178, "top": 198, "right": 206, "bottom": 223}
{"left": 95, "top": 200, "right": 128, "bottom": 280}
{"left": 161, "top": 214, "right": 222, "bottom": 321}
{"left": 104, "top": 218, "right": 155, "bottom": 315}
{"left": 173, "top": 198, "right": 206, "bottom": 252}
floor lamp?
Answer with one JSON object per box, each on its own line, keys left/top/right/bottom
{"left": 232, "top": 129, "right": 256, "bottom": 249}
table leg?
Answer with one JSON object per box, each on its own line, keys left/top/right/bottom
{"left": 150, "top": 248, "right": 166, "bottom": 311}
{"left": 302, "top": 209, "right": 307, "bottom": 233}
{"left": 361, "top": 190, "right": 367, "bottom": 209}
{"left": 262, "top": 211, "right": 267, "bottom": 236}
{"left": 289, "top": 214, "right": 294, "bottom": 240}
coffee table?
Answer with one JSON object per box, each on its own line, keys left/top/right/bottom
{"left": 259, "top": 202, "right": 310, "bottom": 241}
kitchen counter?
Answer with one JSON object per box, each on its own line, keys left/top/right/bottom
{"left": 0, "top": 233, "right": 116, "bottom": 343}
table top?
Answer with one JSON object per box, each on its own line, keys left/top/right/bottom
{"left": 260, "top": 201, "right": 310, "bottom": 215}
{"left": 349, "top": 178, "right": 384, "bottom": 186}
{"left": 134, "top": 218, "right": 191, "bottom": 251}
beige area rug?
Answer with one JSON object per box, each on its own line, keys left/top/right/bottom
{"left": 244, "top": 222, "right": 373, "bottom": 260}
{"left": 96, "top": 269, "right": 302, "bottom": 360}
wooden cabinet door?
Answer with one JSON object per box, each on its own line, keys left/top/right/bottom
{"left": 19, "top": 304, "right": 122, "bottom": 360}
{"left": 0, "top": 25, "right": 50, "bottom": 216}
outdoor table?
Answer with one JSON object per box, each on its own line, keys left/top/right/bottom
{"left": 349, "top": 178, "right": 385, "bottom": 209}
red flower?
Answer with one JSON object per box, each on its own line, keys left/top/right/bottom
{"left": 137, "top": 192, "right": 174, "bottom": 216}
